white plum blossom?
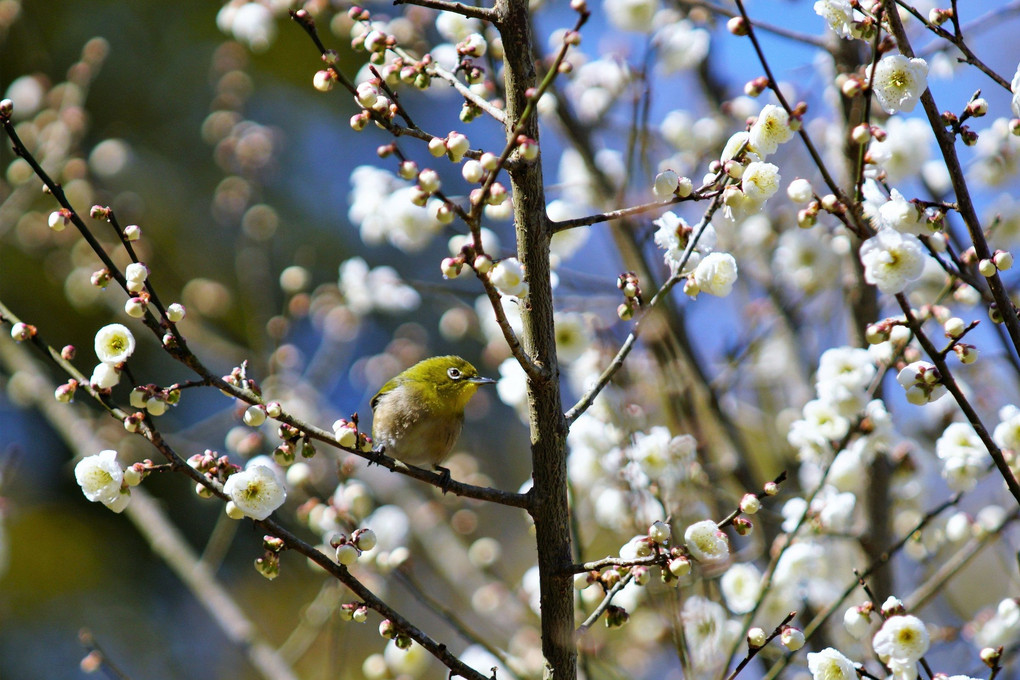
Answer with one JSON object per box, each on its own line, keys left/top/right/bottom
{"left": 563, "top": 65, "right": 632, "bottom": 126}
{"left": 435, "top": 11, "right": 481, "bottom": 42}
{"left": 844, "top": 606, "right": 873, "bottom": 639}
{"left": 627, "top": 427, "right": 697, "bottom": 487}
{"left": 217, "top": 2, "right": 277, "bottom": 52}
{"left": 741, "top": 161, "right": 781, "bottom": 205}
{"left": 972, "top": 598, "right": 1020, "bottom": 649}
{"left": 787, "top": 177, "right": 813, "bottom": 204}
{"left": 683, "top": 519, "right": 729, "bottom": 563}
{"left": 653, "top": 17, "right": 709, "bottom": 74}
{"left": 873, "top": 614, "right": 930, "bottom": 670}
{"left": 223, "top": 464, "right": 287, "bottom": 520}
{"left": 993, "top": 404, "right": 1020, "bottom": 451}
{"left": 807, "top": 648, "right": 856, "bottom": 680}
{"left": 603, "top": 0, "right": 659, "bottom": 33}
{"left": 870, "top": 55, "right": 928, "bottom": 114}
{"left": 490, "top": 258, "right": 528, "bottom": 298}
{"left": 721, "top": 130, "right": 754, "bottom": 163}
{"left": 348, "top": 166, "right": 442, "bottom": 252}
{"left": 653, "top": 211, "right": 717, "bottom": 274}
{"left": 720, "top": 562, "right": 762, "bottom": 614}
{"left": 814, "top": 0, "right": 855, "bottom": 39}
{"left": 788, "top": 416, "right": 834, "bottom": 463}
{"left": 935, "top": 422, "right": 988, "bottom": 492}
{"left": 896, "top": 360, "right": 947, "bottom": 405}
{"left": 748, "top": 105, "right": 794, "bottom": 157}
{"left": 554, "top": 313, "right": 591, "bottom": 364}
{"left": 772, "top": 229, "right": 838, "bottom": 295}
{"left": 813, "top": 485, "right": 856, "bottom": 532}
{"left": 692, "top": 252, "right": 738, "bottom": 297}
{"left": 815, "top": 346, "right": 874, "bottom": 386}
{"left": 94, "top": 323, "right": 136, "bottom": 365}
{"left": 815, "top": 346, "right": 876, "bottom": 413}
{"left": 75, "top": 450, "right": 129, "bottom": 513}
{"left": 340, "top": 258, "right": 421, "bottom": 315}
{"left": 1012, "top": 61, "right": 1020, "bottom": 118}
{"left": 803, "top": 399, "right": 850, "bottom": 441}
{"left": 860, "top": 228, "right": 926, "bottom": 294}
{"left": 877, "top": 190, "right": 928, "bottom": 235}
{"left": 90, "top": 362, "right": 121, "bottom": 390}
{"left": 868, "top": 118, "right": 931, "bottom": 182}
{"left": 495, "top": 357, "right": 529, "bottom": 418}
{"left": 681, "top": 596, "right": 740, "bottom": 673}
{"left": 971, "top": 117, "right": 1020, "bottom": 186}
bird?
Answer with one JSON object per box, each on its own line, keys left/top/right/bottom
{"left": 370, "top": 356, "right": 497, "bottom": 478}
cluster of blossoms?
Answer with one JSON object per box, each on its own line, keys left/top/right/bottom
{"left": 19, "top": 0, "right": 1020, "bottom": 678}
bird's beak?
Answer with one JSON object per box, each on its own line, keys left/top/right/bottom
{"left": 469, "top": 376, "right": 497, "bottom": 385}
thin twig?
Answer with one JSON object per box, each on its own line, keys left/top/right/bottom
{"left": 393, "top": 0, "right": 497, "bottom": 22}
{"left": 895, "top": 294, "right": 1020, "bottom": 507}
{"left": 564, "top": 188, "right": 725, "bottom": 424}
{"left": 575, "top": 571, "right": 634, "bottom": 634}
{"left": 550, "top": 191, "right": 715, "bottom": 234}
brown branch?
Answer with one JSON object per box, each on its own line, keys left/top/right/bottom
{"left": 393, "top": 0, "right": 497, "bottom": 23}
{"left": 882, "top": 1, "right": 1020, "bottom": 369}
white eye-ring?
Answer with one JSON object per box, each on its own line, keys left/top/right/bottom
{"left": 447, "top": 367, "right": 462, "bottom": 380}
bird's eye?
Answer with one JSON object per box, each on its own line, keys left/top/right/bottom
{"left": 447, "top": 367, "right": 462, "bottom": 380}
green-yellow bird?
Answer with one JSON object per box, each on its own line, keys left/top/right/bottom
{"left": 371, "top": 356, "right": 497, "bottom": 470}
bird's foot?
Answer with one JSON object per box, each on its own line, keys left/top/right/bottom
{"left": 433, "top": 465, "right": 452, "bottom": 493}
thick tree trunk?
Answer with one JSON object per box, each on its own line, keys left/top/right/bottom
{"left": 494, "top": 1, "right": 576, "bottom": 678}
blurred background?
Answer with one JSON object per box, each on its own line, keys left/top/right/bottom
{"left": 0, "top": 0, "right": 540, "bottom": 676}
{"left": 6, "top": 0, "right": 1020, "bottom": 678}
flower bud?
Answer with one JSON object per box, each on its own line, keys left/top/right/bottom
{"left": 676, "top": 176, "right": 693, "bottom": 197}
{"left": 727, "top": 16, "right": 748, "bottom": 35}
{"left": 166, "top": 303, "right": 186, "bottom": 323}
{"left": 446, "top": 132, "right": 470, "bottom": 160}
{"left": 944, "top": 317, "right": 965, "bottom": 338}
{"left": 336, "top": 543, "right": 360, "bottom": 566}
{"left": 226, "top": 501, "right": 245, "bottom": 520}
{"left": 313, "top": 70, "right": 335, "bottom": 92}
{"left": 473, "top": 254, "right": 493, "bottom": 274}
{"left": 441, "top": 257, "right": 463, "bottom": 279}
{"left": 668, "top": 556, "right": 691, "bottom": 577}
{"left": 427, "top": 136, "right": 446, "bottom": 157}
{"left": 417, "top": 169, "right": 441, "bottom": 194}
{"left": 653, "top": 170, "right": 678, "bottom": 198}
{"left": 747, "top": 627, "right": 767, "bottom": 649}
{"left": 244, "top": 405, "right": 267, "bottom": 427}
{"left": 355, "top": 528, "right": 378, "bottom": 551}
{"left": 462, "top": 159, "right": 484, "bottom": 183}
{"left": 48, "top": 210, "right": 69, "bottom": 231}
{"left": 995, "top": 250, "right": 1013, "bottom": 271}
{"left": 780, "top": 626, "right": 804, "bottom": 651}
{"left": 648, "top": 520, "right": 671, "bottom": 544}
{"left": 125, "top": 297, "right": 147, "bottom": 318}
{"left": 10, "top": 322, "right": 35, "bottom": 342}
{"left": 981, "top": 647, "right": 1001, "bottom": 667}
{"left": 739, "top": 493, "right": 761, "bottom": 514}
{"left": 55, "top": 380, "right": 78, "bottom": 403}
